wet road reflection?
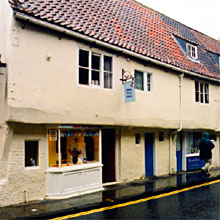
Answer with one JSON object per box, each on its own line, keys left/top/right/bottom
{"left": 69, "top": 181, "right": 220, "bottom": 219}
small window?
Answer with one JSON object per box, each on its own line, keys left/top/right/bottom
{"left": 195, "top": 81, "right": 209, "bottom": 104}
{"left": 25, "top": 141, "right": 39, "bottom": 167}
{"left": 134, "top": 70, "right": 144, "bottom": 90}
{"left": 159, "top": 132, "right": 164, "bottom": 142}
{"left": 135, "top": 133, "right": 141, "bottom": 145}
{"left": 187, "top": 43, "right": 198, "bottom": 59}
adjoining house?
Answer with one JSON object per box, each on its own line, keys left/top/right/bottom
{"left": 0, "top": 0, "right": 219, "bottom": 207}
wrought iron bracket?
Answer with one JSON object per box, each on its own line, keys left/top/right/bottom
{"left": 120, "top": 68, "right": 135, "bottom": 85}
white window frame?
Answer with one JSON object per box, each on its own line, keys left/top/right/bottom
{"left": 195, "top": 80, "right": 209, "bottom": 104}
{"left": 78, "top": 48, "right": 113, "bottom": 89}
{"left": 134, "top": 70, "right": 153, "bottom": 92}
{"left": 187, "top": 43, "right": 198, "bottom": 59}
{"left": 146, "top": 72, "right": 152, "bottom": 92}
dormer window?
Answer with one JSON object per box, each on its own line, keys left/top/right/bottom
{"left": 208, "top": 51, "right": 220, "bottom": 69}
{"left": 187, "top": 43, "right": 198, "bottom": 59}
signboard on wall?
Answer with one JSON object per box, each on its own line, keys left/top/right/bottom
{"left": 186, "top": 156, "right": 205, "bottom": 170}
{"left": 124, "top": 81, "right": 135, "bottom": 103}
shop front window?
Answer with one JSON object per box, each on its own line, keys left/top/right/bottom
{"left": 186, "top": 132, "right": 202, "bottom": 154}
{"left": 48, "top": 129, "right": 99, "bottom": 167}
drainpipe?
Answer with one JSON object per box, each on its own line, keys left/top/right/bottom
{"left": 169, "top": 73, "right": 184, "bottom": 174}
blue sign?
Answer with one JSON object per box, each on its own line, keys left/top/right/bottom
{"left": 124, "top": 81, "right": 135, "bottom": 103}
{"left": 186, "top": 156, "right": 204, "bottom": 170}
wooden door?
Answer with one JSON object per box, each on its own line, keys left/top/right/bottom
{"left": 102, "top": 129, "right": 116, "bottom": 183}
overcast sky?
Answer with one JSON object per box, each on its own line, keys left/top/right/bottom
{"left": 136, "top": 0, "right": 220, "bottom": 40}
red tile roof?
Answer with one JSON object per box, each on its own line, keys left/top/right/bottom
{"left": 9, "top": 0, "right": 220, "bottom": 79}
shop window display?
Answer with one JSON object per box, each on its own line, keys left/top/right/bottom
{"left": 48, "top": 129, "right": 99, "bottom": 167}
{"left": 186, "top": 132, "right": 202, "bottom": 154}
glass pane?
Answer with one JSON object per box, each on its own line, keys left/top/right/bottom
{"left": 200, "top": 93, "right": 204, "bottom": 103}
{"left": 200, "top": 83, "right": 203, "bottom": 93}
{"left": 25, "top": 141, "right": 39, "bottom": 167}
{"left": 187, "top": 45, "right": 191, "bottom": 56}
{"left": 192, "top": 132, "right": 202, "bottom": 153}
{"left": 195, "top": 91, "right": 199, "bottom": 102}
{"left": 192, "top": 47, "right": 196, "bottom": 58}
{"left": 92, "top": 70, "right": 100, "bottom": 85}
{"left": 104, "top": 72, "right": 112, "bottom": 89}
{"left": 147, "top": 74, "right": 151, "bottom": 83}
{"left": 104, "top": 56, "right": 112, "bottom": 72}
{"left": 200, "top": 83, "right": 204, "bottom": 103}
{"left": 48, "top": 130, "right": 58, "bottom": 167}
{"left": 195, "top": 81, "right": 199, "bottom": 92}
{"left": 135, "top": 70, "right": 143, "bottom": 90}
{"left": 147, "top": 74, "right": 151, "bottom": 91}
{"left": 205, "top": 84, "right": 209, "bottom": 93}
{"left": 205, "top": 94, "right": 209, "bottom": 104}
{"left": 205, "top": 84, "right": 209, "bottom": 104}
{"left": 60, "top": 131, "right": 99, "bottom": 166}
{"left": 79, "top": 68, "right": 89, "bottom": 85}
{"left": 92, "top": 54, "right": 100, "bottom": 70}
{"left": 79, "top": 50, "right": 89, "bottom": 67}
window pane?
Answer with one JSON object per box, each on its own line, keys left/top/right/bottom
{"left": 205, "top": 84, "right": 209, "bottom": 103}
{"left": 186, "top": 132, "right": 202, "bottom": 154}
{"left": 104, "top": 72, "right": 112, "bottom": 89}
{"left": 79, "top": 50, "right": 89, "bottom": 67}
{"left": 25, "top": 141, "right": 39, "bottom": 167}
{"left": 79, "top": 68, "right": 89, "bottom": 85}
{"left": 135, "top": 70, "right": 143, "bottom": 90}
{"left": 195, "top": 92, "right": 199, "bottom": 102}
{"left": 187, "top": 45, "right": 191, "bottom": 56}
{"left": 200, "top": 83, "right": 204, "bottom": 103}
{"left": 205, "top": 94, "right": 209, "bottom": 104}
{"left": 92, "top": 70, "right": 100, "bottom": 85}
{"left": 195, "top": 81, "right": 199, "bottom": 102}
{"left": 92, "top": 54, "right": 100, "bottom": 70}
{"left": 192, "top": 47, "right": 196, "bottom": 58}
{"left": 205, "top": 84, "right": 209, "bottom": 93}
{"left": 200, "top": 94, "right": 204, "bottom": 103}
{"left": 195, "top": 81, "right": 199, "bottom": 92}
{"left": 104, "top": 56, "right": 112, "bottom": 72}
{"left": 62, "top": 131, "right": 99, "bottom": 166}
{"left": 147, "top": 74, "right": 151, "bottom": 91}
{"left": 48, "top": 130, "right": 58, "bottom": 167}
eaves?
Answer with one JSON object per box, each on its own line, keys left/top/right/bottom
{"left": 15, "top": 11, "right": 220, "bottom": 83}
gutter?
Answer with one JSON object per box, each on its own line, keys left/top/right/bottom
{"left": 169, "top": 73, "right": 184, "bottom": 174}
{"left": 15, "top": 12, "right": 220, "bottom": 83}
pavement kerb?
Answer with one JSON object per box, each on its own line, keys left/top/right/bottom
{"left": 16, "top": 173, "right": 220, "bottom": 220}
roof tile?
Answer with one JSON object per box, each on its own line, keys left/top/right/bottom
{"left": 9, "top": 0, "right": 220, "bottom": 79}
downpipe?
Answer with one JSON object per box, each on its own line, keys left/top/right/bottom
{"left": 169, "top": 73, "right": 184, "bottom": 174}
